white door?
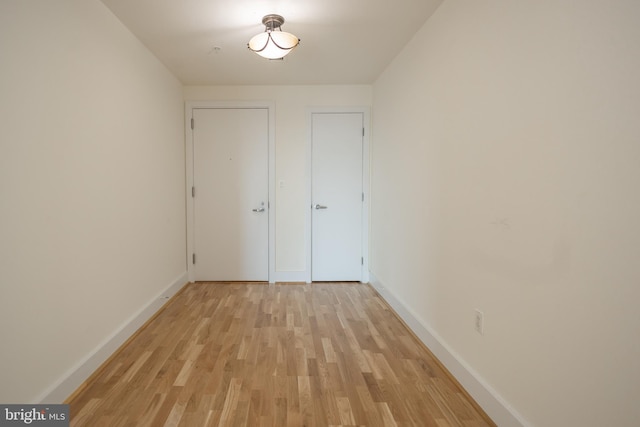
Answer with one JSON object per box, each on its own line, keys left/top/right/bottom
{"left": 192, "top": 108, "right": 269, "bottom": 281}
{"left": 311, "top": 113, "right": 364, "bottom": 281}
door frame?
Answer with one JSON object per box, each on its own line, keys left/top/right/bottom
{"left": 306, "top": 107, "right": 370, "bottom": 283}
{"left": 185, "top": 101, "right": 276, "bottom": 283}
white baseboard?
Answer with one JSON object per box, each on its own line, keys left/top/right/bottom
{"left": 274, "top": 270, "right": 307, "bottom": 283}
{"left": 369, "top": 272, "right": 530, "bottom": 427}
{"left": 275, "top": 271, "right": 370, "bottom": 284}
{"left": 36, "top": 271, "right": 188, "bottom": 404}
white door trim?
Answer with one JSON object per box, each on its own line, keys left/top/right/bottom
{"left": 185, "top": 101, "right": 276, "bottom": 283}
{"left": 305, "top": 107, "right": 370, "bottom": 283}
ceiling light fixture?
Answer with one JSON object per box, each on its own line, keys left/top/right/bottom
{"left": 248, "top": 14, "right": 300, "bottom": 60}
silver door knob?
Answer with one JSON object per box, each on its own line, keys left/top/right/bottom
{"left": 252, "top": 207, "right": 265, "bottom": 212}
{"left": 314, "top": 204, "right": 328, "bottom": 210}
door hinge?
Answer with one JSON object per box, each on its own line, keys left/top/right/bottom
{"left": 191, "top": 118, "right": 194, "bottom": 130}
{"left": 362, "top": 192, "right": 364, "bottom": 202}
{"left": 192, "top": 253, "right": 196, "bottom": 264}
{"left": 192, "top": 186, "right": 195, "bottom": 198}
{"left": 361, "top": 257, "right": 364, "bottom": 265}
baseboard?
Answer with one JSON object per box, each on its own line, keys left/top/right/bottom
{"left": 369, "top": 272, "right": 530, "bottom": 427}
{"left": 36, "top": 271, "right": 188, "bottom": 404}
{"left": 274, "top": 270, "right": 307, "bottom": 283}
{"left": 275, "top": 270, "right": 370, "bottom": 284}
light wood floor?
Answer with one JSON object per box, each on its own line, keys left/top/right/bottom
{"left": 68, "top": 282, "right": 495, "bottom": 426}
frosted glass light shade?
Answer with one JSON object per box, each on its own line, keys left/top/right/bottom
{"left": 248, "top": 30, "right": 299, "bottom": 59}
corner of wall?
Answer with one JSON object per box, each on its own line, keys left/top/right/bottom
{"left": 368, "top": 272, "right": 530, "bottom": 427}
{"left": 36, "top": 272, "right": 188, "bottom": 404}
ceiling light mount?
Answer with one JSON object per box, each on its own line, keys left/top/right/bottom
{"left": 248, "top": 14, "right": 300, "bottom": 60}
{"left": 262, "top": 14, "right": 285, "bottom": 31}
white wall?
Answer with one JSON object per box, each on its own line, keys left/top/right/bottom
{"left": 184, "top": 86, "right": 372, "bottom": 278}
{"left": 0, "top": 0, "right": 186, "bottom": 403}
{"left": 371, "top": 1, "right": 640, "bottom": 426}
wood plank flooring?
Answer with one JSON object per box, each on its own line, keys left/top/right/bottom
{"left": 68, "top": 282, "right": 495, "bottom": 427}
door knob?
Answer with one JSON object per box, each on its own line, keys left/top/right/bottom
{"left": 314, "top": 204, "right": 328, "bottom": 210}
{"left": 253, "top": 201, "right": 266, "bottom": 213}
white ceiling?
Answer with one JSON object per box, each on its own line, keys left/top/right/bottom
{"left": 99, "top": 0, "right": 443, "bottom": 85}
